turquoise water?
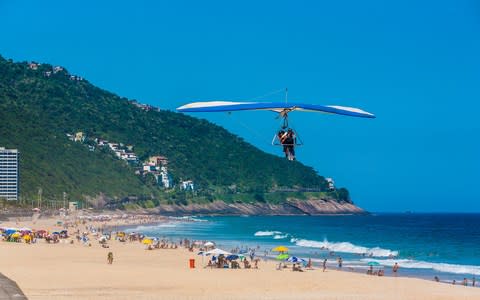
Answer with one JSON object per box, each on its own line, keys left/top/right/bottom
{"left": 125, "top": 214, "right": 480, "bottom": 283}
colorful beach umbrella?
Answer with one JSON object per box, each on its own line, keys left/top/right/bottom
{"left": 142, "top": 238, "right": 153, "bottom": 245}
{"left": 272, "top": 246, "right": 289, "bottom": 252}
{"left": 276, "top": 253, "right": 289, "bottom": 260}
{"left": 367, "top": 261, "right": 380, "bottom": 266}
{"left": 286, "top": 256, "right": 306, "bottom": 263}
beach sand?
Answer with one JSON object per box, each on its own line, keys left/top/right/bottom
{"left": 1, "top": 216, "right": 480, "bottom": 300}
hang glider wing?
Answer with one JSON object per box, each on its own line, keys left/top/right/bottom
{"left": 176, "top": 101, "right": 375, "bottom": 118}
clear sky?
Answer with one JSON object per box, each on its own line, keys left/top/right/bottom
{"left": 1, "top": 0, "right": 479, "bottom": 212}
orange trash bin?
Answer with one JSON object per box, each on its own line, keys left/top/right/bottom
{"left": 189, "top": 258, "right": 195, "bottom": 269}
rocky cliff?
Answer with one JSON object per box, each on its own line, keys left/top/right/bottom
{"left": 149, "top": 199, "right": 365, "bottom": 216}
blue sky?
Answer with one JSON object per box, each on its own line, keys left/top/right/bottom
{"left": 1, "top": 0, "right": 479, "bottom": 212}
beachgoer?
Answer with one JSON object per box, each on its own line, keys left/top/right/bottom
{"left": 452, "top": 280, "right": 456, "bottom": 285}
{"left": 323, "top": 259, "right": 327, "bottom": 272}
{"left": 337, "top": 257, "right": 343, "bottom": 268}
{"left": 107, "top": 252, "right": 113, "bottom": 264}
{"left": 368, "top": 266, "right": 374, "bottom": 275}
{"left": 307, "top": 258, "right": 312, "bottom": 269}
{"left": 392, "top": 262, "right": 399, "bottom": 276}
{"left": 463, "top": 278, "right": 468, "bottom": 286}
{"left": 434, "top": 276, "right": 440, "bottom": 282}
{"left": 473, "top": 277, "right": 476, "bottom": 287}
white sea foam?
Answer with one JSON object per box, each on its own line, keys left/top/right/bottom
{"left": 254, "top": 231, "right": 282, "bottom": 236}
{"left": 126, "top": 223, "right": 177, "bottom": 232}
{"left": 294, "top": 238, "right": 398, "bottom": 257}
{"left": 361, "top": 258, "right": 480, "bottom": 275}
{"left": 273, "top": 234, "right": 288, "bottom": 239}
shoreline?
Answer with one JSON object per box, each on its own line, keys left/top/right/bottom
{"left": 1, "top": 214, "right": 480, "bottom": 299}
{"left": 117, "top": 217, "right": 480, "bottom": 287}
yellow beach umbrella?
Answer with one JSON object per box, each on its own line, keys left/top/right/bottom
{"left": 142, "top": 238, "right": 153, "bottom": 245}
{"left": 11, "top": 232, "right": 21, "bottom": 238}
{"left": 272, "top": 246, "right": 289, "bottom": 252}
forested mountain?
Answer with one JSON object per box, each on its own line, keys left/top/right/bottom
{"left": 0, "top": 56, "right": 351, "bottom": 208}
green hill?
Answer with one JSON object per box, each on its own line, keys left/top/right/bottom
{"left": 0, "top": 56, "right": 351, "bottom": 208}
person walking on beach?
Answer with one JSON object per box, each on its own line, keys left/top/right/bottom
{"left": 323, "top": 259, "right": 327, "bottom": 272}
{"left": 392, "top": 262, "right": 399, "bottom": 276}
{"left": 337, "top": 257, "right": 343, "bottom": 268}
{"left": 107, "top": 252, "right": 114, "bottom": 264}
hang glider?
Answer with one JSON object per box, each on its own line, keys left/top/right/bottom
{"left": 176, "top": 99, "right": 375, "bottom": 161}
{"left": 176, "top": 101, "right": 375, "bottom": 119}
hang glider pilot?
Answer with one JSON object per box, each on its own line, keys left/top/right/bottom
{"left": 277, "top": 128, "right": 296, "bottom": 160}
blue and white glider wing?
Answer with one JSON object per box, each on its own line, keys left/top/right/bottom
{"left": 177, "top": 101, "right": 375, "bottom": 118}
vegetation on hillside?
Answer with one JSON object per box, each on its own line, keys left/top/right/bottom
{"left": 0, "top": 56, "right": 351, "bottom": 208}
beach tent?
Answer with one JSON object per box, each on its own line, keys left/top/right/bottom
{"left": 205, "top": 248, "right": 232, "bottom": 256}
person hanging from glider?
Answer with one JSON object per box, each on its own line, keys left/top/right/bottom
{"left": 284, "top": 128, "right": 296, "bottom": 161}
{"left": 277, "top": 130, "right": 288, "bottom": 158}
{"left": 176, "top": 92, "right": 375, "bottom": 160}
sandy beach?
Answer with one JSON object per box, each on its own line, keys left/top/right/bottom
{"left": 1, "top": 215, "right": 480, "bottom": 300}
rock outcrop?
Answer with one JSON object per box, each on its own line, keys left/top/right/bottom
{"left": 151, "top": 198, "right": 365, "bottom": 216}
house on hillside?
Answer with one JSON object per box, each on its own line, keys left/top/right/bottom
{"left": 326, "top": 178, "right": 335, "bottom": 191}
{"left": 148, "top": 155, "right": 168, "bottom": 166}
{"left": 53, "top": 66, "right": 64, "bottom": 74}
{"left": 28, "top": 62, "right": 39, "bottom": 70}
{"left": 159, "top": 166, "right": 173, "bottom": 188}
{"left": 74, "top": 132, "right": 86, "bottom": 143}
{"left": 180, "top": 180, "right": 194, "bottom": 191}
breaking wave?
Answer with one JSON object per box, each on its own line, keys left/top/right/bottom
{"left": 362, "top": 258, "right": 480, "bottom": 276}
{"left": 294, "top": 238, "right": 399, "bottom": 257}
{"left": 273, "top": 234, "right": 288, "bottom": 239}
{"left": 126, "top": 223, "right": 178, "bottom": 232}
{"left": 254, "top": 231, "right": 282, "bottom": 237}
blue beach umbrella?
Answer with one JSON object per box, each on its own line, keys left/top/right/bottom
{"left": 286, "top": 256, "right": 306, "bottom": 263}
{"left": 368, "top": 261, "right": 380, "bottom": 266}
{"left": 226, "top": 254, "right": 239, "bottom": 261}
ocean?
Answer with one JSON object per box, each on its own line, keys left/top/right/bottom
{"left": 124, "top": 213, "right": 480, "bottom": 283}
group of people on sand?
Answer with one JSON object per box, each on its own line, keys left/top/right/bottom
{"left": 205, "top": 254, "right": 259, "bottom": 269}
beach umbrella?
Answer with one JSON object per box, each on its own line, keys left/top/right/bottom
{"left": 276, "top": 253, "right": 289, "bottom": 260}
{"left": 205, "top": 248, "right": 232, "bottom": 256}
{"left": 272, "top": 246, "right": 289, "bottom": 253}
{"left": 286, "top": 256, "right": 306, "bottom": 263}
{"left": 142, "top": 238, "right": 153, "bottom": 245}
{"left": 368, "top": 261, "right": 380, "bottom": 266}
{"left": 11, "top": 232, "right": 21, "bottom": 238}
{"left": 5, "top": 229, "right": 17, "bottom": 235}
{"left": 204, "top": 241, "right": 215, "bottom": 247}
{"left": 226, "top": 254, "right": 239, "bottom": 261}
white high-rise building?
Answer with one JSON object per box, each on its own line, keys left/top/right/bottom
{"left": 0, "top": 147, "right": 19, "bottom": 201}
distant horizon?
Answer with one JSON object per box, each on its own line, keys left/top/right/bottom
{"left": 1, "top": 0, "right": 479, "bottom": 212}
